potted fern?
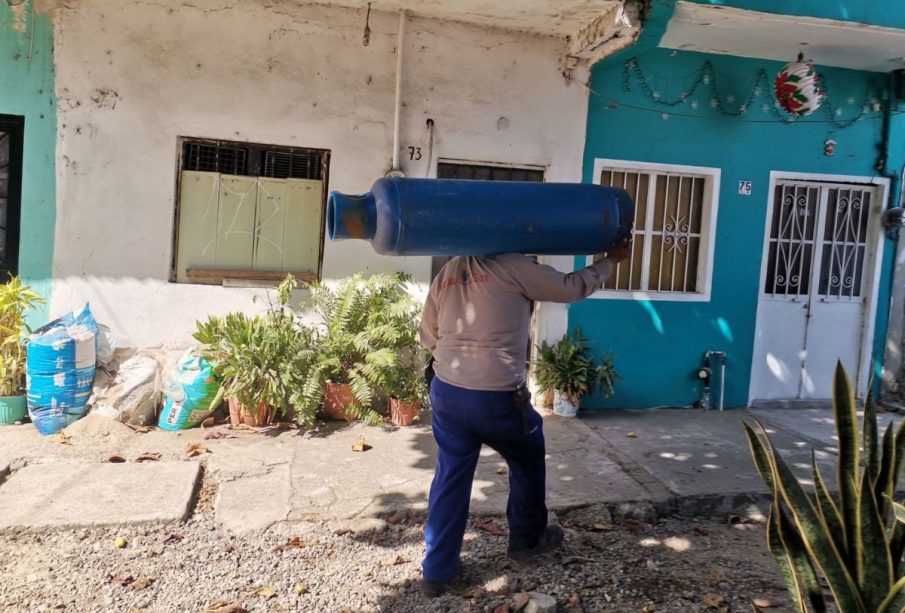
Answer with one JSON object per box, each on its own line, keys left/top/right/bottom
{"left": 380, "top": 349, "right": 430, "bottom": 426}
{"left": 532, "top": 329, "right": 618, "bottom": 417}
{"left": 194, "top": 275, "right": 315, "bottom": 426}
{"left": 0, "top": 277, "right": 45, "bottom": 425}
{"left": 294, "top": 273, "right": 422, "bottom": 425}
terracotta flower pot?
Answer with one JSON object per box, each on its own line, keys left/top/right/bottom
{"left": 228, "top": 397, "right": 273, "bottom": 427}
{"left": 323, "top": 382, "right": 360, "bottom": 421}
{"left": 390, "top": 397, "right": 421, "bottom": 427}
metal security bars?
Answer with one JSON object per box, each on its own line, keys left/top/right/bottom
{"left": 596, "top": 167, "right": 708, "bottom": 295}
{"left": 819, "top": 187, "right": 870, "bottom": 299}
{"left": 764, "top": 182, "right": 871, "bottom": 300}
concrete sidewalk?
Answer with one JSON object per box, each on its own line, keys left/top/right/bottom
{"left": 0, "top": 406, "right": 891, "bottom": 533}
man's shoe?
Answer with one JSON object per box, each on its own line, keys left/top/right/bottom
{"left": 421, "top": 578, "right": 453, "bottom": 598}
{"left": 507, "top": 525, "right": 565, "bottom": 561}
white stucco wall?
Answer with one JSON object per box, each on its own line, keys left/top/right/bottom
{"left": 49, "top": 1, "right": 586, "bottom": 347}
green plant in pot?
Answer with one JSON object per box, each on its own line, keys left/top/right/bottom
{"left": 194, "top": 275, "right": 315, "bottom": 427}
{"left": 0, "top": 277, "right": 45, "bottom": 425}
{"left": 293, "top": 273, "right": 423, "bottom": 425}
{"left": 372, "top": 348, "right": 429, "bottom": 427}
{"left": 532, "top": 329, "right": 618, "bottom": 417}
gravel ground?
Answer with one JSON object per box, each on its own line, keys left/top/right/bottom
{"left": 0, "top": 475, "right": 788, "bottom": 613}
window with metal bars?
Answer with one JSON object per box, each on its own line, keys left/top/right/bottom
{"left": 589, "top": 160, "right": 719, "bottom": 299}
{"left": 181, "top": 138, "right": 327, "bottom": 180}
{"left": 174, "top": 137, "right": 329, "bottom": 285}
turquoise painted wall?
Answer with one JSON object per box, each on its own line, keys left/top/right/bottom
{"left": 574, "top": 46, "right": 902, "bottom": 409}
{"left": 0, "top": 1, "right": 55, "bottom": 325}
{"left": 687, "top": 0, "right": 905, "bottom": 29}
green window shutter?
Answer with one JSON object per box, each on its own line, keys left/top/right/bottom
{"left": 216, "top": 175, "right": 257, "bottom": 270}
{"left": 176, "top": 171, "right": 220, "bottom": 283}
{"left": 283, "top": 179, "right": 324, "bottom": 275}
{"left": 253, "top": 178, "right": 289, "bottom": 271}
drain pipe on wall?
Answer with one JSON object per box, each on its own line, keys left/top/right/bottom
{"left": 389, "top": 9, "right": 407, "bottom": 177}
{"left": 876, "top": 70, "right": 905, "bottom": 397}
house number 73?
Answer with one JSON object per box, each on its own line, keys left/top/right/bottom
{"left": 408, "top": 146, "right": 422, "bottom": 161}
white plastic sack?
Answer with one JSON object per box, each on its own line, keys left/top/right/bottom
{"left": 91, "top": 355, "right": 161, "bottom": 426}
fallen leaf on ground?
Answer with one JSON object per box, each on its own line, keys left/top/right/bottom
{"left": 201, "top": 417, "right": 216, "bottom": 428}
{"left": 135, "top": 452, "right": 161, "bottom": 462}
{"left": 380, "top": 554, "right": 410, "bottom": 566}
{"left": 561, "top": 556, "right": 595, "bottom": 565}
{"left": 252, "top": 586, "right": 276, "bottom": 599}
{"left": 129, "top": 576, "right": 155, "bottom": 591}
{"left": 114, "top": 536, "right": 127, "bottom": 549}
{"left": 294, "top": 584, "right": 308, "bottom": 595}
{"left": 752, "top": 598, "right": 780, "bottom": 608}
{"left": 227, "top": 424, "right": 255, "bottom": 431}
{"left": 106, "top": 574, "right": 134, "bottom": 586}
{"left": 352, "top": 435, "right": 370, "bottom": 452}
{"left": 204, "top": 600, "right": 246, "bottom": 613}
{"left": 106, "top": 455, "right": 127, "bottom": 463}
{"left": 569, "top": 593, "right": 586, "bottom": 612}
{"left": 203, "top": 431, "right": 236, "bottom": 440}
{"left": 162, "top": 533, "right": 184, "bottom": 545}
{"left": 496, "top": 467, "right": 507, "bottom": 475}
{"left": 185, "top": 442, "right": 210, "bottom": 457}
{"left": 492, "top": 604, "right": 510, "bottom": 613}
{"left": 591, "top": 522, "right": 613, "bottom": 531}
{"left": 703, "top": 594, "right": 725, "bottom": 608}
{"left": 53, "top": 431, "right": 71, "bottom": 445}
{"left": 126, "top": 424, "right": 152, "bottom": 433}
{"left": 473, "top": 520, "right": 506, "bottom": 536}
{"left": 624, "top": 519, "right": 648, "bottom": 534}
{"left": 513, "top": 592, "right": 530, "bottom": 611}
{"left": 273, "top": 536, "right": 307, "bottom": 551}
{"left": 641, "top": 607, "right": 655, "bottom": 613}
{"left": 626, "top": 431, "right": 637, "bottom": 438}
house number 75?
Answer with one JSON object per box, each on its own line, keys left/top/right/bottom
{"left": 408, "top": 146, "right": 422, "bottom": 161}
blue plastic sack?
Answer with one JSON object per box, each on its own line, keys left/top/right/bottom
{"left": 158, "top": 349, "right": 222, "bottom": 431}
{"left": 26, "top": 305, "right": 98, "bottom": 435}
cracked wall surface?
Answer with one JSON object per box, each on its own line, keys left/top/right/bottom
{"left": 49, "top": 0, "right": 588, "bottom": 346}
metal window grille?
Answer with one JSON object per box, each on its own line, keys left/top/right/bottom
{"left": 596, "top": 168, "right": 707, "bottom": 294}
{"left": 765, "top": 182, "right": 871, "bottom": 300}
{"left": 182, "top": 142, "right": 248, "bottom": 175}
{"left": 437, "top": 162, "right": 544, "bottom": 183}
{"left": 263, "top": 149, "right": 323, "bottom": 180}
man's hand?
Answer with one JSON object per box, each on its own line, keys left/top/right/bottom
{"left": 606, "top": 237, "right": 633, "bottom": 263}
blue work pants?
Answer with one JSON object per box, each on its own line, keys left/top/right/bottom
{"left": 422, "top": 377, "right": 548, "bottom": 581}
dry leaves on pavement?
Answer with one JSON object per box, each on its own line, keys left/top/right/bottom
{"left": 185, "top": 443, "right": 209, "bottom": 458}
{"left": 251, "top": 586, "right": 276, "bottom": 599}
{"left": 272, "top": 536, "right": 307, "bottom": 551}
{"left": 204, "top": 600, "right": 246, "bottom": 613}
{"left": 203, "top": 431, "right": 236, "bottom": 440}
{"left": 379, "top": 554, "right": 410, "bottom": 566}
{"left": 352, "top": 435, "right": 371, "bottom": 452}
{"left": 53, "top": 431, "right": 71, "bottom": 445}
{"left": 126, "top": 424, "right": 152, "bottom": 433}
{"left": 473, "top": 520, "right": 506, "bottom": 536}
{"left": 135, "top": 452, "right": 161, "bottom": 462}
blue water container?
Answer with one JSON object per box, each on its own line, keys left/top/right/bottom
{"left": 327, "top": 178, "right": 634, "bottom": 256}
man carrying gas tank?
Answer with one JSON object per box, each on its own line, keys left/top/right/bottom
{"left": 419, "top": 240, "right": 633, "bottom": 597}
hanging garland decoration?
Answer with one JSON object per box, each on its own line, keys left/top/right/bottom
{"left": 620, "top": 57, "right": 878, "bottom": 129}
{"left": 774, "top": 54, "right": 824, "bottom": 116}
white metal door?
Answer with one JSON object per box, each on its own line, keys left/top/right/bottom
{"left": 750, "top": 181, "right": 877, "bottom": 401}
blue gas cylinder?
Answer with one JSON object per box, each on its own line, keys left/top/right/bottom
{"left": 327, "top": 177, "right": 634, "bottom": 256}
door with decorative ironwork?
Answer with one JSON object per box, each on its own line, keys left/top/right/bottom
{"left": 750, "top": 180, "right": 879, "bottom": 401}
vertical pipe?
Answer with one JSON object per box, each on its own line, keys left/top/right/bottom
{"left": 719, "top": 361, "right": 726, "bottom": 411}
{"left": 391, "top": 10, "right": 407, "bottom": 172}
